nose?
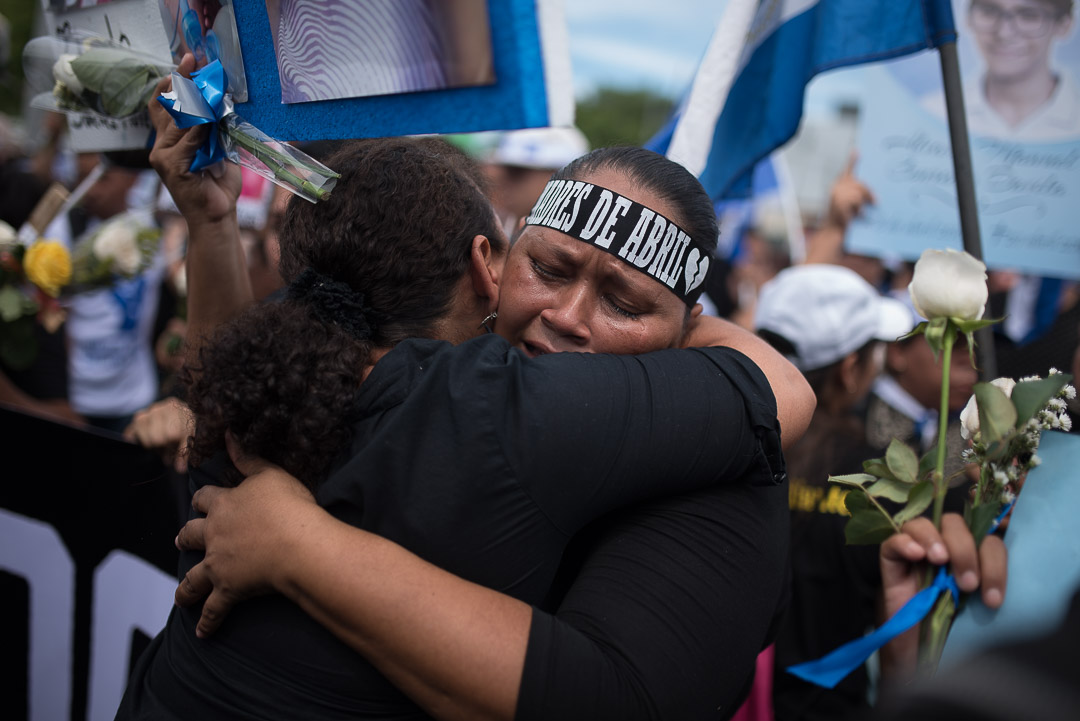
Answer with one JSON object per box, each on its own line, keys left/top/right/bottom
{"left": 540, "top": 283, "right": 592, "bottom": 348}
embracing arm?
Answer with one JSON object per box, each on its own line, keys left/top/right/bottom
{"left": 146, "top": 56, "right": 250, "bottom": 354}
{"left": 681, "top": 314, "right": 814, "bottom": 449}
{"left": 178, "top": 445, "right": 529, "bottom": 721}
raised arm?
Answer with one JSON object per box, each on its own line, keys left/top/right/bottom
{"left": 681, "top": 313, "right": 815, "bottom": 449}
{"left": 146, "top": 56, "right": 250, "bottom": 353}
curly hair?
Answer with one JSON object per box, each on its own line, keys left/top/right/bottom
{"left": 185, "top": 137, "right": 504, "bottom": 487}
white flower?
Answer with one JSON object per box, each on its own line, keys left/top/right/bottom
{"left": 0, "top": 220, "right": 16, "bottom": 246}
{"left": 960, "top": 377, "right": 1017, "bottom": 440}
{"left": 53, "top": 54, "right": 83, "bottom": 95}
{"left": 93, "top": 220, "right": 142, "bottom": 275}
{"left": 908, "top": 249, "right": 988, "bottom": 321}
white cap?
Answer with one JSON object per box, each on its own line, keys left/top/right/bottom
{"left": 489, "top": 127, "right": 589, "bottom": 170}
{"left": 754, "top": 264, "right": 915, "bottom": 371}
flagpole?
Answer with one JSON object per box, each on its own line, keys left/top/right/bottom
{"left": 937, "top": 40, "right": 997, "bottom": 381}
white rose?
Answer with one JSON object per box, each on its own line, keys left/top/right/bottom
{"left": 93, "top": 221, "right": 142, "bottom": 275}
{"left": 53, "top": 54, "right": 84, "bottom": 95}
{"left": 0, "top": 220, "right": 16, "bottom": 245}
{"left": 908, "top": 249, "right": 988, "bottom": 321}
{"left": 960, "top": 377, "right": 1017, "bottom": 440}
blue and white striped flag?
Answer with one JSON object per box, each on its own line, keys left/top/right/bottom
{"left": 650, "top": 0, "right": 957, "bottom": 201}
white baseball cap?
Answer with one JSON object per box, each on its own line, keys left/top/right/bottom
{"left": 489, "top": 127, "right": 589, "bottom": 170}
{"left": 754, "top": 264, "right": 915, "bottom": 371}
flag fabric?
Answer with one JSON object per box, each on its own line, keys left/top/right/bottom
{"left": 650, "top": 0, "right": 957, "bottom": 201}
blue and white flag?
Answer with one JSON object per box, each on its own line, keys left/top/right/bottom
{"left": 651, "top": 0, "right": 956, "bottom": 201}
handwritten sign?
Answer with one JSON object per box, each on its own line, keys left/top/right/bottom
{"left": 847, "top": 67, "right": 1080, "bottom": 279}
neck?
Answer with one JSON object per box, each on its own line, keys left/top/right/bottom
{"left": 984, "top": 71, "right": 1057, "bottom": 126}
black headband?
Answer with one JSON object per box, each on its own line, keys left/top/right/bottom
{"left": 524, "top": 179, "right": 713, "bottom": 305}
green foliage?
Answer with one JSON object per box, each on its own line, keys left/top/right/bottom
{"left": 0, "top": 0, "right": 39, "bottom": 115}
{"left": 0, "top": 314, "right": 38, "bottom": 370}
{"left": 1011, "top": 375, "right": 1071, "bottom": 430}
{"left": 830, "top": 442, "right": 939, "bottom": 544}
{"left": 885, "top": 438, "right": 920, "bottom": 484}
{"left": 964, "top": 501, "right": 1002, "bottom": 548}
{"left": 844, "top": 509, "right": 898, "bottom": 545}
{"left": 893, "top": 481, "right": 934, "bottom": 525}
{"left": 575, "top": 87, "right": 676, "bottom": 149}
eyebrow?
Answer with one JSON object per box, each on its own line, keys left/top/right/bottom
{"left": 546, "top": 239, "right": 661, "bottom": 304}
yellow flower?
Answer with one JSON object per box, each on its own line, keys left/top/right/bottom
{"left": 24, "top": 240, "right": 72, "bottom": 297}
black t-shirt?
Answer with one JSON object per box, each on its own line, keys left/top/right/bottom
{"left": 117, "top": 334, "right": 784, "bottom": 720}
{"left": 772, "top": 414, "right": 882, "bottom": 721}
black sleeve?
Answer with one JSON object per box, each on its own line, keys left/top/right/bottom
{"left": 515, "top": 480, "right": 791, "bottom": 721}
{"left": 489, "top": 345, "right": 785, "bottom": 535}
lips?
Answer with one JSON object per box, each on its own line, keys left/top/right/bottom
{"left": 522, "top": 340, "right": 555, "bottom": 358}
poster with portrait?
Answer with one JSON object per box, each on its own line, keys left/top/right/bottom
{"left": 266, "top": 0, "right": 495, "bottom": 103}
{"left": 846, "top": 0, "right": 1080, "bottom": 280}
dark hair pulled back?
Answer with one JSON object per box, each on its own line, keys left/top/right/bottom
{"left": 551, "top": 146, "right": 719, "bottom": 258}
{"left": 185, "top": 137, "right": 504, "bottom": 486}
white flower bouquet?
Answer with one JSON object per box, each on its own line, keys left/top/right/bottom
{"left": 24, "top": 32, "right": 338, "bottom": 203}
{"left": 829, "top": 248, "right": 1074, "bottom": 673}
{"left": 68, "top": 211, "right": 161, "bottom": 293}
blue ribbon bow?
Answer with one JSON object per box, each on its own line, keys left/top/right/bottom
{"left": 786, "top": 499, "right": 1015, "bottom": 689}
{"left": 156, "top": 60, "right": 230, "bottom": 171}
{"left": 786, "top": 567, "right": 960, "bottom": 688}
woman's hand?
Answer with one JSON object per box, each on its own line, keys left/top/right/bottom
{"left": 878, "top": 513, "right": 1007, "bottom": 681}
{"left": 174, "top": 435, "right": 322, "bottom": 637}
{"left": 147, "top": 52, "right": 241, "bottom": 227}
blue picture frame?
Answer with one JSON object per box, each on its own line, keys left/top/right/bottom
{"left": 231, "top": 0, "right": 553, "bottom": 140}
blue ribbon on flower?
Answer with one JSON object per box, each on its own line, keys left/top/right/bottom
{"left": 156, "top": 60, "right": 231, "bottom": 172}
{"left": 786, "top": 567, "right": 960, "bottom": 689}
{"left": 787, "top": 499, "right": 1017, "bottom": 689}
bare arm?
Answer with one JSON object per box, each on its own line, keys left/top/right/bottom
{"left": 177, "top": 445, "right": 528, "bottom": 721}
{"left": 682, "top": 313, "right": 816, "bottom": 449}
{"left": 146, "top": 56, "right": 250, "bottom": 355}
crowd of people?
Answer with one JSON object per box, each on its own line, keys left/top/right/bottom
{"left": 1, "top": 42, "right": 1078, "bottom": 721}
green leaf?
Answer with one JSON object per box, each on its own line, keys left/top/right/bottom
{"left": 899, "top": 320, "right": 929, "bottom": 342}
{"left": 863, "top": 458, "right": 900, "bottom": 482}
{"left": 101, "top": 58, "right": 155, "bottom": 117}
{"left": 951, "top": 317, "right": 1002, "bottom": 334}
{"left": 964, "top": 501, "right": 1003, "bottom": 547}
{"left": 845, "top": 489, "right": 872, "bottom": 515}
{"left": 845, "top": 509, "right": 898, "bottom": 545}
{"left": 893, "top": 481, "right": 934, "bottom": 526}
{"left": 974, "top": 382, "right": 1017, "bottom": 444}
{"left": 924, "top": 317, "right": 950, "bottom": 357}
{"left": 867, "top": 478, "right": 915, "bottom": 503}
{"left": 885, "top": 439, "right": 920, "bottom": 484}
{"left": 0, "top": 314, "right": 39, "bottom": 370}
{"left": 0, "top": 284, "right": 27, "bottom": 322}
{"left": 1011, "top": 375, "right": 1072, "bottom": 429}
{"left": 919, "top": 447, "right": 938, "bottom": 479}
{"left": 828, "top": 473, "right": 876, "bottom": 489}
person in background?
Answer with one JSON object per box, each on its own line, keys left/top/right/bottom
{"left": 865, "top": 291, "right": 979, "bottom": 486}
{"left": 482, "top": 126, "right": 589, "bottom": 239}
{"left": 753, "top": 264, "right": 915, "bottom": 721}
{"left": 54, "top": 154, "right": 165, "bottom": 433}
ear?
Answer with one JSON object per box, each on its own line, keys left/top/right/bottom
{"left": 839, "top": 352, "right": 861, "bottom": 395}
{"left": 689, "top": 302, "right": 704, "bottom": 320}
{"left": 469, "top": 234, "right": 502, "bottom": 314}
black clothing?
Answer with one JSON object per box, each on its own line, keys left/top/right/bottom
{"left": 772, "top": 413, "right": 882, "bottom": 721}
{"left": 118, "top": 334, "right": 784, "bottom": 720}
{"left": 518, "top": 482, "right": 791, "bottom": 721}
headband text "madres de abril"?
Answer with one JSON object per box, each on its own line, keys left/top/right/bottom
{"left": 525, "top": 179, "right": 711, "bottom": 305}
